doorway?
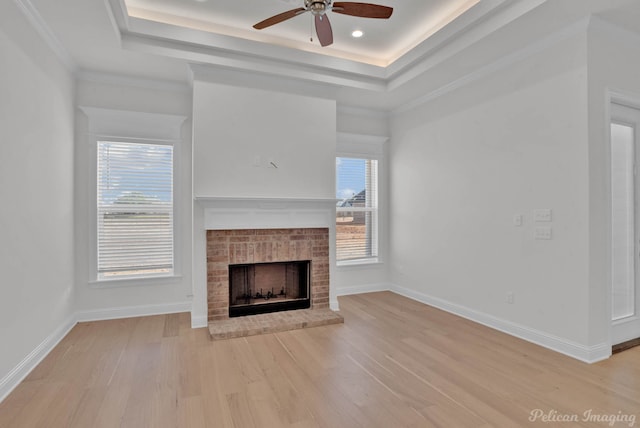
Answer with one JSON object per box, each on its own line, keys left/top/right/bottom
{"left": 610, "top": 101, "right": 640, "bottom": 346}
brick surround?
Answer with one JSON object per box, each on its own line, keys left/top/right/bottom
{"left": 207, "top": 228, "right": 330, "bottom": 321}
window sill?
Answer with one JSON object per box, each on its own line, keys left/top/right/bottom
{"left": 337, "top": 258, "right": 383, "bottom": 268}
{"left": 89, "top": 274, "right": 183, "bottom": 289}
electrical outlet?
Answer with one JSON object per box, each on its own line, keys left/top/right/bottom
{"left": 535, "top": 227, "right": 552, "bottom": 240}
{"left": 507, "top": 292, "right": 515, "bottom": 304}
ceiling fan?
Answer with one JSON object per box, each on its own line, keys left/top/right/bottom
{"left": 253, "top": 0, "right": 393, "bottom": 47}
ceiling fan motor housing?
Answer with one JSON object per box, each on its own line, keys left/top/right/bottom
{"left": 305, "top": 0, "right": 330, "bottom": 16}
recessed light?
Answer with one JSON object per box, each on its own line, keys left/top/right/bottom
{"left": 351, "top": 30, "right": 364, "bottom": 38}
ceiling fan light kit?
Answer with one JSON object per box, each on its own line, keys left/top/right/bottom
{"left": 253, "top": 0, "right": 392, "bottom": 47}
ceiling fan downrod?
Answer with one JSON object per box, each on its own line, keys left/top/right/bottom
{"left": 305, "top": 0, "right": 329, "bottom": 16}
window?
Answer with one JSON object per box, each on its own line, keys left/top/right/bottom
{"left": 336, "top": 157, "right": 378, "bottom": 263}
{"left": 610, "top": 122, "right": 635, "bottom": 321}
{"left": 97, "top": 141, "right": 174, "bottom": 280}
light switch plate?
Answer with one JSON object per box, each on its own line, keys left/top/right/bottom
{"left": 535, "top": 227, "right": 552, "bottom": 240}
{"left": 513, "top": 214, "right": 523, "bottom": 227}
{"left": 534, "top": 209, "right": 552, "bottom": 222}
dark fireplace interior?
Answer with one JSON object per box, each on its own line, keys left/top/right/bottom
{"left": 228, "top": 260, "right": 311, "bottom": 317}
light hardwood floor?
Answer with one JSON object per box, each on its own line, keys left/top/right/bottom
{"left": 1, "top": 291, "right": 639, "bottom": 427}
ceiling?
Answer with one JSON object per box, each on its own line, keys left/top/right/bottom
{"left": 123, "top": 0, "right": 480, "bottom": 67}
{"left": 21, "top": 0, "right": 640, "bottom": 111}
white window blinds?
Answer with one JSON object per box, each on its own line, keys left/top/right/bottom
{"left": 97, "top": 141, "right": 174, "bottom": 279}
{"left": 336, "top": 157, "right": 378, "bottom": 262}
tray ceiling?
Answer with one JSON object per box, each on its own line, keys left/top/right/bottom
{"left": 21, "top": 0, "right": 640, "bottom": 110}
{"left": 123, "top": 0, "right": 480, "bottom": 66}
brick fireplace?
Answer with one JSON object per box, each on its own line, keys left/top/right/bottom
{"left": 207, "top": 228, "right": 330, "bottom": 321}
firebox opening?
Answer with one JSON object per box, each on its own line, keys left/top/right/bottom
{"left": 228, "top": 260, "right": 311, "bottom": 317}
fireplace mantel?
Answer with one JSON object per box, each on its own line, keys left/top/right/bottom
{"left": 195, "top": 197, "right": 338, "bottom": 231}
{"left": 195, "top": 196, "right": 338, "bottom": 204}
{"left": 191, "top": 196, "right": 339, "bottom": 328}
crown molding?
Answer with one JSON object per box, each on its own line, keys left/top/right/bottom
{"left": 392, "top": 16, "right": 590, "bottom": 116}
{"left": 80, "top": 3, "right": 592, "bottom": 119}
{"left": 386, "top": 0, "right": 547, "bottom": 91}
{"left": 104, "top": 0, "right": 129, "bottom": 36}
{"left": 146, "top": 37, "right": 387, "bottom": 92}
{"left": 103, "top": 0, "right": 126, "bottom": 44}
{"left": 12, "top": 0, "right": 76, "bottom": 72}
{"left": 337, "top": 105, "right": 389, "bottom": 120}
{"left": 76, "top": 69, "right": 190, "bottom": 94}
{"left": 124, "top": 15, "right": 384, "bottom": 78}
{"left": 104, "top": 0, "right": 554, "bottom": 93}
{"left": 588, "top": 14, "right": 640, "bottom": 47}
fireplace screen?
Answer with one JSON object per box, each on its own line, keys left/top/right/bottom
{"left": 228, "top": 260, "right": 311, "bottom": 317}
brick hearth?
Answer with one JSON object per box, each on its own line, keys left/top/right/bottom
{"left": 206, "top": 228, "right": 330, "bottom": 321}
{"left": 208, "top": 308, "right": 343, "bottom": 340}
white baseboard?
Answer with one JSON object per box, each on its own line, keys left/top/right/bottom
{"left": 75, "top": 301, "right": 192, "bottom": 322}
{"left": 0, "top": 314, "right": 77, "bottom": 403}
{"left": 1, "top": 301, "right": 194, "bottom": 404}
{"left": 191, "top": 314, "right": 208, "bottom": 329}
{"left": 331, "top": 282, "right": 392, "bottom": 312}
{"left": 335, "top": 282, "right": 391, "bottom": 297}
{"left": 390, "top": 284, "right": 611, "bottom": 364}
{"left": 1, "top": 286, "right": 611, "bottom": 405}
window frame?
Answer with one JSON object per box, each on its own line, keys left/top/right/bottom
{"left": 335, "top": 155, "right": 380, "bottom": 266}
{"left": 335, "top": 132, "right": 387, "bottom": 268}
{"left": 95, "top": 138, "right": 177, "bottom": 282}
{"left": 81, "top": 107, "right": 185, "bottom": 288}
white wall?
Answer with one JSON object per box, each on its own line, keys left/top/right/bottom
{"left": 389, "top": 32, "right": 596, "bottom": 353}
{"left": 74, "top": 78, "right": 194, "bottom": 315}
{"left": 0, "top": 0, "right": 75, "bottom": 395}
{"left": 4, "top": 0, "right": 633, "bottom": 405}
{"left": 337, "top": 106, "right": 389, "bottom": 137}
{"left": 191, "top": 81, "right": 392, "bottom": 301}
{"left": 586, "top": 19, "right": 640, "bottom": 347}
{"left": 190, "top": 81, "right": 338, "bottom": 324}
{"left": 192, "top": 81, "right": 336, "bottom": 199}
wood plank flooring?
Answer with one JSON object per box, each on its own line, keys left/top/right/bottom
{"left": 1, "top": 291, "right": 639, "bottom": 427}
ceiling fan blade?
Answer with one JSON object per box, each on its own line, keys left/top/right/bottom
{"left": 253, "top": 7, "right": 306, "bottom": 30}
{"left": 315, "top": 14, "right": 334, "bottom": 47}
{"left": 332, "top": 2, "right": 393, "bottom": 19}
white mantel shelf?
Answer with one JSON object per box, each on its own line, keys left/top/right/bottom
{"left": 194, "top": 196, "right": 339, "bottom": 204}
{"left": 195, "top": 197, "right": 337, "bottom": 231}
